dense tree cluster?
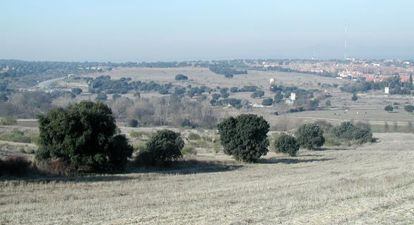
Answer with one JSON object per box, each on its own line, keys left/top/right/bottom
{"left": 340, "top": 75, "right": 413, "bottom": 95}
{"left": 0, "top": 60, "right": 111, "bottom": 87}
{"left": 208, "top": 64, "right": 247, "bottom": 78}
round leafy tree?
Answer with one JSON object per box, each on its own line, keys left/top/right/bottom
{"left": 295, "top": 123, "right": 325, "bottom": 150}
{"left": 217, "top": 114, "right": 269, "bottom": 162}
{"left": 275, "top": 134, "right": 300, "bottom": 156}
{"left": 140, "top": 129, "right": 184, "bottom": 166}
{"left": 36, "top": 101, "right": 133, "bottom": 172}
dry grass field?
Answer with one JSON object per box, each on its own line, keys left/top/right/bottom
{"left": 1, "top": 133, "right": 414, "bottom": 225}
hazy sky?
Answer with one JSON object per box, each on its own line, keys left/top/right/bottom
{"left": 1, "top": 0, "right": 414, "bottom": 61}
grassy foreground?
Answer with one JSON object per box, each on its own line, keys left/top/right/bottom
{"left": 1, "top": 133, "right": 414, "bottom": 224}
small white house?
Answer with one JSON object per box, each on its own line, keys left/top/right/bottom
{"left": 290, "top": 92, "right": 296, "bottom": 101}
{"left": 269, "top": 78, "right": 276, "bottom": 86}
{"left": 385, "top": 87, "right": 390, "bottom": 94}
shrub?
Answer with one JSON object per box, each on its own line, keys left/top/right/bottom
{"left": 295, "top": 123, "right": 325, "bottom": 150}
{"left": 274, "top": 92, "right": 284, "bottom": 103}
{"left": 96, "top": 93, "right": 108, "bottom": 101}
{"left": 230, "top": 87, "right": 239, "bottom": 93}
{"left": 127, "top": 119, "right": 139, "bottom": 127}
{"left": 251, "top": 90, "right": 265, "bottom": 98}
{"left": 404, "top": 105, "right": 414, "bottom": 113}
{"left": 262, "top": 98, "right": 274, "bottom": 106}
{"left": 274, "top": 134, "right": 300, "bottom": 156}
{"left": 71, "top": 88, "right": 82, "bottom": 95}
{"left": 351, "top": 93, "right": 358, "bottom": 101}
{"left": 384, "top": 105, "right": 394, "bottom": 112}
{"left": 332, "top": 122, "right": 373, "bottom": 144}
{"left": 136, "top": 130, "right": 184, "bottom": 166}
{"left": 217, "top": 114, "right": 269, "bottom": 162}
{"left": 175, "top": 74, "right": 188, "bottom": 81}
{"left": 36, "top": 101, "right": 133, "bottom": 172}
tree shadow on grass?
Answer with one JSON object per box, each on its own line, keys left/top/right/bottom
{"left": 258, "top": 157, "right": 334, "bottom": 164}
{"left": 0, "top": 160, "right": 243, "bottom": 184}
{"left": 128, "top": 159, "right": 243, "bottom": 175}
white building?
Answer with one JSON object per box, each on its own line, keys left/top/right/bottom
{"left": 290, "top": 92, "right": 296, "bottom": 101}
{"left": 269, "top": 78, "right": 276, "bottom": 86}
{"left": 385, "top": 87, "right": 390, "bottom": 94}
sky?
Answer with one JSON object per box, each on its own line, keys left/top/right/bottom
{"left": 1, "top": 0, "right": 414, "bottom": 62}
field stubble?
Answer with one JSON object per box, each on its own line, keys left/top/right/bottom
{"left": 1, "top": 133, "right": 414, "bottom": 224}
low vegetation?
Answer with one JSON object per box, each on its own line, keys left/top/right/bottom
{"left": 0, "top": 117, "right": 17, "bottom": 125}
{"left": 0, "top": 129, "right": 32, "bottom": 143}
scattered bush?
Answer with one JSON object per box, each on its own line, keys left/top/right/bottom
{"left": 36, "top": 101, "right": 133, "bottom": 172}
{"left": 295, "top": 123, "right": 325, "bottom": 150}
{"left": 127, "top": 119, "right": 139, "bottom": 127}
{"left": 274, "top": 134, "right": 300, "bottom": 156}
{"left": 404, "top": 105, "right": 414, "bottom": 113}
{"left": 274, "top": 92, "right": 284, "bottom": 103}
{"left": 136, "top": 130, "right": 184, "bottom": 166}
{"left": 251, "top": 90, "right": 265, "bottom": 98}
{"left": 262, "top": 98, "right": 274, "bottom": 106}
{"left": 217, "top": 114, "right": 269, "bottom": 162}
{"left": 71, "top": 88, "right": 82, "bottom": 95}
{"left": 384, "top": 105, "right": 394, "bottom": 112}
{"left": 0, "top": 117, "right": 17, "bottom": 125}
{"left": 351, "top": 93, "right": 358, "bottom": 101}
{"left": 332, "top": 122, "right": 373, "bottom": 144}
{"left": 175, "top": 74, "right": 188, "bottom": 81}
